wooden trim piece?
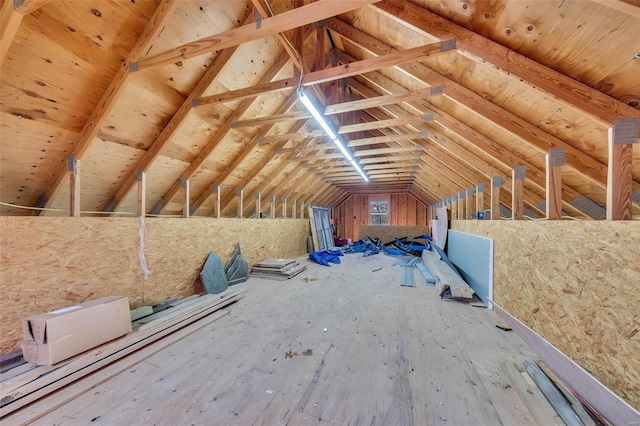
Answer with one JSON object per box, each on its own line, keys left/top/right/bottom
{"left": 132, "top": 0, "right": 378, "bottom": 71}
{"left": 492, "top": 303, "right": 640, "bottom": 426}
{"left": 136, "top": 170, "right": 146, "bottom": 217}
{"left": 41, "top": 0, "right": 177, "bottom": 213}
{"left": 69, "top": 157, "right": 80, "bottom": 217}
{"left": 374, "top": 0, "right": 640, "bottom": 127}
{"left": 606, "top": 119, "right": 637, "bottom": 220}
{"left": 195, "top": 43, "right": 449, "bottom": 106}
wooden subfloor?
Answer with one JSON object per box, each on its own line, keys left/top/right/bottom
{"left": 35, "top": 254, "right": 562, "bottom": 425}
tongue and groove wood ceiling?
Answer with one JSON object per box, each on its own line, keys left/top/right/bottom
{"left": 1, "top": 0, "right": 639, "bottom": 219}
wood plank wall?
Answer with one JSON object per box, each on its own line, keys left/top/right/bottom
{"left": 335, "top": 193, "right": 427, "bottom": 241}
{"left": 0, "top": 217, "right": 310, "bottom": 354}
{"left": 453, "top": 220, "right": 640, "bottom": 411}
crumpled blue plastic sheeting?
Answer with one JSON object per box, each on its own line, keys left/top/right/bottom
{"left": 343, "top": 239, "right": 380, "bottom": 257}
{"left": 309, "top": 249, "right": 344, "bottom": 266}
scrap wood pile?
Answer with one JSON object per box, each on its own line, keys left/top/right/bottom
{"left": 250, "top": 258, "right": 306, "bottom": 280}
{"left": 0, "top": 290, "right": 242, "bottom": 424}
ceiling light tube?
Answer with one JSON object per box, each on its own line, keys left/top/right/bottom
{"left": 298, "top": 88, "right": 367, "bottom": 182}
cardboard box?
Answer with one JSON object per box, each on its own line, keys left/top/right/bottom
{"left": 21, "top": 296, "right": 131, "bottom": 365}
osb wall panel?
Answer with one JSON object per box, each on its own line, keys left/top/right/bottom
{"left": 0, "top": 217, "right": 309, "bottom": 353}
{"left": 359, "top": 226, "right": 429, "bottom": 244}
{"left": 453, "top": 221, "right": 640, "bottom": 410}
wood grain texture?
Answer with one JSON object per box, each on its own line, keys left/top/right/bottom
{"left": 0, "top": 0, "right": 23, "bottom": 63}
{"left": 512, "top": 173, "right": 524, "bottom": 220}
{"left": 133, "top": 0, "right": 378, "bottom": 70}
{"left": 31, "top": 254, "right": 560, "bottom": 425}
{"left": 546, "top": 155, "right": 563, "bottom": 220}
{"left": 453, "top": 220, "right": 640, "bottom": 411}
{"left": 0, "top": 217, "right": 309, "bottom": 353}
{"left": 607, "top": 129, "right": 634, "bottom": 220}
{"left": 490, "top": 185, "right": 500, "bottom": 220}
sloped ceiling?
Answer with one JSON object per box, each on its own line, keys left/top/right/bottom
{"left": 1, "top": 0, "right": 639, "bottom": 219}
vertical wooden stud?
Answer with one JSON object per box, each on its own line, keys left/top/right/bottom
{"left": 237, "top": 189, "right": 243, "bottom": 218}
{"left": 458, "top": 191, "right": 465, "bottom": 220}
{"left": 256, "top": 193, "right": 261, "bottom": 218}
{"left": 136, "top": 169, "right": 146, "bottom": 218}
{"left": 282, "top": 197, "right": 287, "bottom": 219}
{"left": 292, "top": 199, "right": 297, "bottom": 219}
{"left": 213, "top": 185, "right": 221, "bottom": 218}
{"left": 607, "top": 118, "right": 637, "bottom": 220}
{"left": 512, "top": 166, "right": 526, "bottom": 220}
{"left": 270, "top": 195, "right": 276, "bottom": 219}
{"left": 491, "top": 176, "right": 502, "bottom": 220}
{"left": 466, "top": 188, "right": 474, "bottom": 220}
{"left": 546, "top": 149, "right": 564, "bottom": 220}
{"left": 451, "top": 194, "right": 458, "bottom": 219}
{"left": 300, "top": 200, "right": 305, "bottom": 219}
{"left": 476, "top": 182, "right": 485, "bottom": 219}
{"left": 68, "top": 156, "right": 80, "bottom": 217}
{"left": 181, "top": 179, "right": 189, "bottom": 218}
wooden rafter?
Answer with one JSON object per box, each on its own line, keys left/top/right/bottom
{"left": 328, "top": 17, "right": 640, "bottom": 205}
{"left": 151, "top": 51, "right": 295, "bottom": 215}
{"left": 106, "top": 9, "right": 260, "bottom": 214}
{"left": 374, "top": 0, "right": 640, "bottom": 128}
{"left": 39, "top": 0, "right": 178, "bottom": 214}
{"left": 194, "top": 42, "right": 450, "bottom": 106}
{"left": 131, "top": 0, "right": 378, "bottom": 71}
{"left": 0, "top": 0, "right": 51, "bottom": 63}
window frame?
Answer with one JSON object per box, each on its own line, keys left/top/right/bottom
{"left": 369, "top": 200, "right": 390, "bottom": 225}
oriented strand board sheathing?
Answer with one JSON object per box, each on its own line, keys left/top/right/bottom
{"left": 0, "top": 217, "right": 309, "bottom": 353}
{"left": 453, "top": 220, "right": 640, "bottom": 410}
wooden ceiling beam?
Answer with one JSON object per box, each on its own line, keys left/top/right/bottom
{"left": 374, "top": 0, "right": 640, "bottom": 128}
{"left": 194, "top": 42, "right": 450, "bottom": 106}
{"left": 208, "top": 122, "right": 314, "bottom": 216}
{"left": 131, "top": 0, "right": 378, "bottom": 71}
{"left": 590, "top": 0, "right": 640, "bottom": 18}
{"left": 250, "top": 0, "right": 303, "bottom": 71}
{"left": 1, "top": 0, "right": 52, "bottom": 63}
{"left": 329, "top": 17, "right": 640, "bottom": 203}
{"left": 351, "top": 76, "right": 589, "bottom": 218}
{"left": 39, "top": 0, "right": 177, "bottom": 214}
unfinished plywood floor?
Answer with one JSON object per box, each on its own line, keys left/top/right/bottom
{"left": 35, "top": 254, "right": 562, "bottom": 425}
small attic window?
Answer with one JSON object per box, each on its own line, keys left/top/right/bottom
{"left": 370, "top": 200, "right": 389, "bottom": 225}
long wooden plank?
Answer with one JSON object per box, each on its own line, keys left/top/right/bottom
{"left": 546, "top": 153, "right": 563, "bottom": 220}
{"left": 132, "top": 0, "right": 378, "bottom": 71}
{"left": 250, "top": 0, "right": 303, "bottom": 70}
{"left": 374, "top": 0, "right": 640, "bottom": 128}
{"left": 40, "top": 0, "right": 178, "bottom": 213}
{"left": 591, "top": 0, "right": 640, "bottom": 18}
{"left": 492, "top": 303, "right": 640, "bottom": 426}
{"left": 3, "top": 310, "right": 230, "bottom": 425}
{"left": 195, "top": 43, "right": 450, "bottom": 106}
{"left": 0, "top": 0, "right": 52, "bottom": 63}
{"left": 0, "top": 292, "right": 241, "bottom": 417}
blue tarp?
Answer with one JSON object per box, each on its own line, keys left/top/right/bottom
{"left": 343, "top": 237, "right": 380, "bottom": 257}
{"left": 309, "top": 249, "right": 344, "bottom": 266}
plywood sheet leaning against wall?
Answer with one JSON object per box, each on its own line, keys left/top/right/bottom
{"left": 453, "top": 220, "right": 640, "bottom": 410}
{"left": 0, "top": 217, "right": 310, "bottom": 354}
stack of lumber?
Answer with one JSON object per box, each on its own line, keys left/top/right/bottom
{"left": 250, "top": 258, "right": 306, "bottom": 280}
{"left": 0, "top": 290, "right": 242, "bottom": 424}
{"left": 422, "top": 250, "right": 475, "bottom": 300}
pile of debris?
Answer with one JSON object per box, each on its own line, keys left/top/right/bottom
{"left": 250, "top": 258, "right": 306, "bottom": 281}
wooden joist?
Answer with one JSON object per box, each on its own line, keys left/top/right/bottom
{"left": 194, "top": 44, "right": 450, "bottom": 106}
{"left": 131, "top": 0, "right": 379, "bottom": 71}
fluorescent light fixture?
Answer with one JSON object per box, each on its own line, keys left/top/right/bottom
{"left": 298, "top": 88, "right": 368, "bottom": 182}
